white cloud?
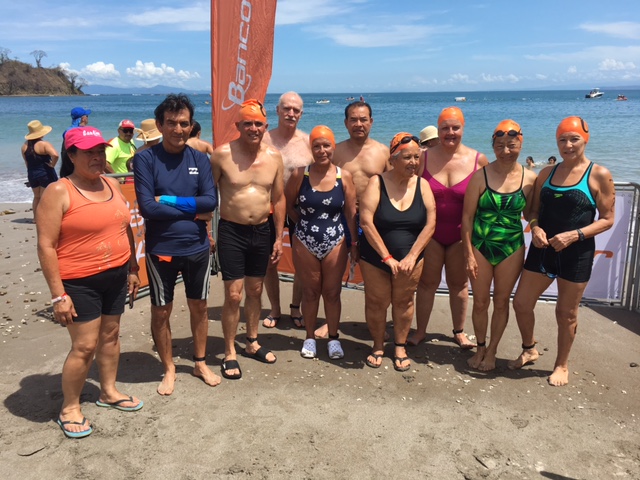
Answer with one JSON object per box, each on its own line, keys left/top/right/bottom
{"left": 126, "top": 3, "right": 209, "bottom": 31}
{"left": 83, "top": 62, "right": 120, "bottom": 79}
{"left": 276, "top": 0, "right": 351, "bottom": 25}
{"left": 447, "top": 73, "right": 477, "bottom": 85}
{"left": 535, "top": 74, "right": 548, "bottom": 80}
{"left": 598, "top": 58, "right": 636, "bottom": 71}
{"left": 307, "top": 22, "right": 444, "bottom": 48}
{"left": 580, "top": 22, "right": 640, "bottom": 40}
{"left": 481, "top": 73, "right": 520, "bottom": 83}
{"left": 126, "top": 60, "right": 200, "bottom": 85}
{"left": 567, "top": 66, "right": 577, "bottom": 74}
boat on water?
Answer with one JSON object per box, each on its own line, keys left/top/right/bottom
{"left": 617, "top": 94, "right": 628, "bottom": 101}
{"left": 316, "top": 99, "right": 330, "bottom": 104}
{"left": 346, "top": 96, "right": 355, "bottom": 101}
{"left": 585, "top": 88, "right": 604, "bottom": 99}
{"left": 455, "top": 96, "right": 466, "bottom": 102}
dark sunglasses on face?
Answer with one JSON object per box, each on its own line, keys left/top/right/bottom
{"left": 493, "top": 129, "right": 522, "bottom": 138}
{"left": 391, "top": 135, "right": 420, "bottom": 154}
{"left": 121, "top": 128, "right": 134, "bottom": 134}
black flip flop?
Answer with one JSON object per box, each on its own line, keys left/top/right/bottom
{"left": 221, "top": 359, "right": 242, "bottom": 380}
{"left": 242, "top": 346, "right": 277, "bottom": 364}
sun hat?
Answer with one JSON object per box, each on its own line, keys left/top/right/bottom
{"left": 135, "top": 119, "right": 162, "bottom": 142}
{"left": 419, "top": 126, "right": 438, "bottom": 144}
{"left": 64, "top": 126, "right": 111, "bottom": 150}
{"left": 118, "top": 119, "right": 135, "bottom": 129}
{"left": 70, "top": 107, "right": 91, "bottom": 120}
{"left": 25, "top": 120, "right": 53, "bottom": 140}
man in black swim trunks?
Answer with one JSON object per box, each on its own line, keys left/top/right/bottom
{"left": 210, "top": 99, "right": 285, "bottom": 380}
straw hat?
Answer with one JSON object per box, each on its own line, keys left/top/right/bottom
{"left": 419, "top": 125, "right": 438, "bottom": 145}
{"left": 135, "top": 119, "right": 162, "bottom": 142}
{"left": 25, "top": 120, "right": 53, "bottom": 140}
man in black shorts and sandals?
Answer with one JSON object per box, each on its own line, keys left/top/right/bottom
{"left": 211, "top": 99, "right": 285, "bottom": 379}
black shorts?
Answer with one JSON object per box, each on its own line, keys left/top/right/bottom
{"left": 524, "top": 241, "right": 595, "bottom": 283}
{"left": 146, "top": 249, "right": 212, "bottom": 306}
{"left": 218, "top": 218, "right": 270, "bottom": 281}
{"left": 62, "top": 265, "right": 128, "bottom": 322}
{"left": 28, "top": 167, "right": 58, "bottom": 189}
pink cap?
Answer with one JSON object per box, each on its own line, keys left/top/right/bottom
{"left": 64, "top": 127, "right": 111, "bottom": 150}
{"left": 119, "top": 119, "right": 135, "bottom": 129}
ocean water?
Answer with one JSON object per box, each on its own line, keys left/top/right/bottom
{"left": 1, "top": 90, "right": 636, "bottom": 203}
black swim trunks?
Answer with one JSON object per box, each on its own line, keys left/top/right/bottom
{"left": 146, "top": 249, "right": 212, "bottom": 306}
{"left": 218, "top": 218, "right": 271, "bottom": 281}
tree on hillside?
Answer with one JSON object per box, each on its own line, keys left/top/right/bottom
{"left": 30, "top": 50, "right": 47, "bottom": 68}
{"left": 0, "top": 47, "right": 11, "bottom": 65}
{"left": 65, "top": 71, "right": 87, "bottom": 94}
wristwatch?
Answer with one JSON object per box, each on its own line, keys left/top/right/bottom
{"left": 576, "top": 229, "right": 585, "bottom": 242}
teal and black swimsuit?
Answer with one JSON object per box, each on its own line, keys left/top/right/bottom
{"left": 523, "top": 162, "right": 597, "bottom": 283}
{"left": 471, "top": 166, "right": 527, "bottom": 266}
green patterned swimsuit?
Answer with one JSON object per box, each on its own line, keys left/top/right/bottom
{"left": 471, "top": 166, "right": 527, "bottom": 266}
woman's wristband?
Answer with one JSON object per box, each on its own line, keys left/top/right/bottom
{"left": 129, "top": 265, "right": 140, "bottom": 273}
{"left": 51, "top": 293, "right": 68, "bottom": 304}
{"left": 529, "top": 218, "right": 538, "bottom": 228}
{"left": 381, "top": 255, "right": 394, "bottom": 263}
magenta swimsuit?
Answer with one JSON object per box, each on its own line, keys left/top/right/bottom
{"left": 422, "top": 151, "right": 479, "bottom": 246}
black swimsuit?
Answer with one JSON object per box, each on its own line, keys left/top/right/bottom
{"left": 359, "top": 176, "right": 427, "bottom": 274}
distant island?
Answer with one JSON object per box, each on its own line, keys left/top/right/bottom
{"left": 0, "top": 48, "right": 83, "bottom": 96}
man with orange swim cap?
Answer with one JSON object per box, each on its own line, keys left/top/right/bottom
{"left": 211, "top": 98, "right": 285, "bottom": 380}
{"left": 261, "top": 92, "right": 312, "bottom": 329}
{"left": 556, "top": 116, "right": 590, "bottom": 143}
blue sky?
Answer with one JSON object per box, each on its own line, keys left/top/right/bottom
{"left": 1, "top": 0, "right": 639, "bottom": 93}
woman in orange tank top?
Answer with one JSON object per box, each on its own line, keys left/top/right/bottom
{"left": 37, "top": 127, "right": 143, "bottom": 439}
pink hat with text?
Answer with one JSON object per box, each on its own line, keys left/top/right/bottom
{"left": 64, "top": 126, "right": 112, "bottom": 150}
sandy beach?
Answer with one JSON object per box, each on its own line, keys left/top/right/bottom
{"left": 1, "top": 202, "right": 639, "bottom": 480}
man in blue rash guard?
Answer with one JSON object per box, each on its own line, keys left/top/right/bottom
{"left": 133, "top": 94, "right": 220, "bottom": 395}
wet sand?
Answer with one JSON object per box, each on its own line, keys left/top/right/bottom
{"left": 1, "top": 203, "right": 639, "bottom": 479}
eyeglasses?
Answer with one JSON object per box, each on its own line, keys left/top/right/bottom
{"left": 121, "top": 128, "right": 134, "bottom": 134}
{"left": 390, "top": 135, "right": 420, "bottom": 154}
{"left": 493, "top": 129, "right": 522, "bottom": 138}
{"left": 539, "top": 248, "right": 560, "bottom": 279}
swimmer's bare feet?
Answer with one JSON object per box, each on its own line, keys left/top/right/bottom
{"left": 453, "top": 330, "right": 476, "bottom": 349}
{"left": 548, "top": 365, "right": 569, "bottom": 386}
{"left": 467, "top": 344, "right": 486, "bottom": 369}
{"left": 314, "top": 324, "right": 328, "bottom": 339}
{"left": 157, "top": 366, "right": 176, "bottom": 396}
{"left": 507, "top": 347, "right": 540, "bottom": 370}
{"left": 407, "top": 331, "right": 426, "bottom": 347}
{"left": 193, "top": 360, "right": 221, "bottom": 387}
{"left": 478, "top": 350, "right": 497, "bottom": 371}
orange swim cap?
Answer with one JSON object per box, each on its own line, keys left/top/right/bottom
{"left": 390, "top": 132, "right": 420, "bottom": 155}
{"left": 438, "top": 107, "right": 465, "bottom": 127}
{"left": 237, "top": 99, "right": 267, "bottom": 123}
{"left": 309, "top": 125, "right": 335, "bottom": 148}
{"left": 556, "top": 116, "right": 589, "bottom": 143}
{"left": 492, "top": 119, "right": 523, "bottom": 144}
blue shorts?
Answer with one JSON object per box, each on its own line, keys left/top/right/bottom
{"left": 146, "top": 249, "right": 212, "bottom": 306}
{"left": 62, "top": 265, "right": 128, "bottom": 322}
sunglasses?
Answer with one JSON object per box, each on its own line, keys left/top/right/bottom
{"left": 493, "top": 129, "right": 522, "bottom": 138}
{"left": 121, "top": 128, "right": 134, "bottom": 134}
{"left": 539, "top": 248, "right": 560, "bottom": 279}
{"left": 391, "top": 135, "right": 420, "bottom": 154}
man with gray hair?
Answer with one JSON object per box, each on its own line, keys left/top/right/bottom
{"left": 261, "top": 91, "right": 312, "bottom": 329}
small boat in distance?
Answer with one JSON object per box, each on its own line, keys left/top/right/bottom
{"left": 585, "top": 88, "right": 604, "bottom": 99}
{"left": 316, "top": 99, "right": 330, "bottom": 104}
{"left": 617, "top": 94, "right": 628, "bottom": 101}
{"left": 455, "top": 96, "right": 466, "bottom": 102}
{"left": 346, "top": 96, "right": 355, "bottom": 101}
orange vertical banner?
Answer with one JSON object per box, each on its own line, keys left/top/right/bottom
{"left": 211, "top": 0, "right": 278, "bottom": 147}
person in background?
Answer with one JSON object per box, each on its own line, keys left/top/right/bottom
{"left": 132, "top": 119, "right": 162, "bottom": 158}
{"left": 21, "top": 120, "right": 59, "bottom": 220}
{"left": 211, "top": 99, "right": 284, "bottom": 380}
{"left": 525, "top": 156, "right": 536, "bottom": 169}
{"left": 37, "top": 126, "right": 143, "bottom": 439}
{"left": 409, "top": 106, "right": 489, "bottom": 348}
{"left": 508, "top": 117, "right": 614, "bottom": 386}
{"left": 359, "top": 133, "right": 436, "bottom": 370}
{"left": 262, "top": 91, "right": 312, "bottom": 329}
{"left": 186, "top": 120, "right": 214, "bottom": 156}
{"left": 418, "top": 125, "right": 439, "bottom": 152}
{"left": 461, "top": 119, "right": 537, "bottom": 371}
{"left": 547, "top": 156, "right": 557, "bottom": 165}
{"left": 105, "top": 120, "right": 137, "bottom": 174}
{"left": 134, "top": 94, "right": 220, "bottom": 395}
{"left": 285, "top": 125, "right": 357, "bottom": 359}
{"left": 60, "top": 107, "right": 91, "bottom": 177}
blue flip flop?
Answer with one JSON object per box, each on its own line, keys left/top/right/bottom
{"left": 96, "top": 395, "right": 144, "bottom": 412}
{"left": 57, "top": 416, "right": 93, "bottom": 439}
